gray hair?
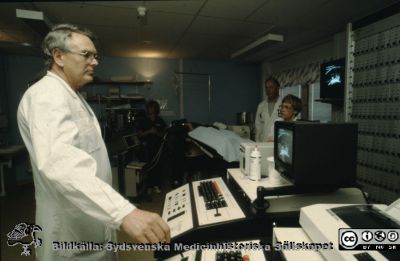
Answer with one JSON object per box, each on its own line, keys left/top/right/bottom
{"left": 282, "top": 94, "right": 302, "bottom": 115}
{"left": 42, "top": 24, "right": 96, "bottom": 69}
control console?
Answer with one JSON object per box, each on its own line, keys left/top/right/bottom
{"left": 162, "top": 183, "right": 193, "bottom": 238}
{"left": 161, "top": 177, "right": 246, "bottom": 242}
{"left": 163, "top": 240, "right": 267, "bottom": 261}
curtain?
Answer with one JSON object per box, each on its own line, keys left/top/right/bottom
{"left": 270, "top": 62, "right": 320, "bottom": 87}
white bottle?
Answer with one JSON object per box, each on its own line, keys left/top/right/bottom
{"left": 249, "top": 146, "right": 261, "bottom": 181}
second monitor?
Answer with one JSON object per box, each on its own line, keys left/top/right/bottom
{"left": 274, "top": 121, "right": 358, "bottom": 189}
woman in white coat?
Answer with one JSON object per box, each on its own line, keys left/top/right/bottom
{"left": 266, "top": 94, "right": 303, "bottom": 141}
{"left": 17, "top": 24, "right": 170, "bottom": 260}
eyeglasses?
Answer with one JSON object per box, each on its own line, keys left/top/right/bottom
{"left": 65, "top": 49, "right": 99, "bottom": 62}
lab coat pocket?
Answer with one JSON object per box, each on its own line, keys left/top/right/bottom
{"left": 77, "top": 119, "right": 101, "bottom": 153}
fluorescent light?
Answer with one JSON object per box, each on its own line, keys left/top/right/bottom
{"left": 16, "top": 9, "right": 45, "bottom": 20}
{"left": 231, "top": 33, "right": 284, "bottom": 58}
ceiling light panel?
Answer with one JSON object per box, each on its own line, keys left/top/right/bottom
{"left": 189, "top": 16, "right": 274, "bottom": 38}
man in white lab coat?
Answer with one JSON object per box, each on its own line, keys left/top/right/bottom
{"left": 255, "top": 78, "right": 282, "bottom": 142}
{"left": 17, "top": 24, "right": 170, "bottom": 260}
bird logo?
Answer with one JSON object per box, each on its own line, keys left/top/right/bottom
{"left": 7, "top": 222, "right": 42, "bottom": 256}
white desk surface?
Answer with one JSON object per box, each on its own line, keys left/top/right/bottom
{"left": 273, "top": 227, "right": 324, "bottom": 261}
{"left": 227, "top": 168, "right": 292, "bottom": 201}
{"left": 227, "top": 168, "right": 366, "bottom": 213}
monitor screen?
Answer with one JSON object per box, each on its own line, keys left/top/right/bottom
{"left": 123, "top": 134, "right": 139, "bottom": 149}
{"left": 274, "top": 121, "right": 357, "bottom": 188}
{"left": 277, "top": 128, "right": 293, "bottom": 165}
{"left": 320, "top": 58, "right": 345, "bottom": 99}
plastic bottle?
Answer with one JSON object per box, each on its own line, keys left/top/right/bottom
{"left": 249, "top": 145, "right": 261, "bottom": 181}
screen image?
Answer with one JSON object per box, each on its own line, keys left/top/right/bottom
{"left": 320, "top": 58, "right": 345, "bottom": 99}
{"left": 323, "top": 64, "right": 343, "bottom": 87}
{"left": 277, "top": 128, "right": 293, "bottom": 165}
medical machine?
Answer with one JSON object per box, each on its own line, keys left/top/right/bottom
{"left": 300, "top": 200, "right": 400, "bottom": 261}
{"left": 163, "top": 240, "right": 267, "bottom": 261}
{"left": 161, "top": 177, "right": 245, "bottom": 240}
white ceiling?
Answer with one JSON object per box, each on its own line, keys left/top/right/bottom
{"left": 0, "top": 0, "right": 398, "bottom": 62}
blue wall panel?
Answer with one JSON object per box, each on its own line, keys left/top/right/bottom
{"left": 3, "top": 54, "right": 261, "bottom": 144}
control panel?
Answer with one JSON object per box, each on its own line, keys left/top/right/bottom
{"left": 162, "top": 177, "right": 245, "bottom": 239}
{"left": 192, "top": 177, "right": 245, "bottom": 226}
{"left": 162, "top": 183, "right": 193, "bottom": 238}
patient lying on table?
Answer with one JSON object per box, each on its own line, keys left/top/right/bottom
{"left": 188, "top": 126, "right": 253, "bottom": 162}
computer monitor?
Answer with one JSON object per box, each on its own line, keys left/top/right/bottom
{"left": 320, "top": 58, "right": 345, "bottom": 99}
{"left": 122, "top": 134, "right": 140, "bottom": 149}
{"left": 274, "top": 121, "right": 358, "bottom": 188}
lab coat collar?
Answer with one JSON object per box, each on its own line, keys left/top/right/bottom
{"left": 266, "top": 96, "right": 279, "bottom": 103}
{"left": 271, "top": 96, "right": 281, "bottom": 114}
{"left": 45, "top": 71, "right": 101, "bottom": 135}
{"left": 46, "top": 71, "right": 79, "bottom": 100}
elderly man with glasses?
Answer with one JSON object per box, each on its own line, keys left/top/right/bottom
{"left": 17, "top": 24, "right": 170, "bottom": 261}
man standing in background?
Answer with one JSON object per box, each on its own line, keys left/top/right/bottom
{"left": 255, "top": 78, "right": 282, "bottom": 142}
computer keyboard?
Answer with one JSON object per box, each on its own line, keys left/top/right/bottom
{"left": 192, "top": 177, "right": 246, "bottom": 226}
{"left": 198, "top": 180, "right": 227, "bottom": 210}
{"left": 354, "top": 252, "right": 376, "bottom": 261}
{"left": 215, "top": 250, "right": 244, "bottom": 261}
{"left": 163, "top": 241, "right": 266, "bottom": 261}
{"left": 161, "top": 177, "right": 245, "bottom": 240}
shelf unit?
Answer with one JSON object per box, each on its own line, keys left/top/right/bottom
{"left": 345, "top": 10, "right": 400, "bottom": 204}
{"left": 83, "top": 79, "right": 153, "bottom": 140}
{"left": 92, "top": 79, "right": 152, "bottom": 86}
{"left": 314, "top": 98, "right": 344, "bottom": 104}
{"left": 85, "top": 95, "right": 145, "bottom": 103}
{"left": 85, "top": 78, "right": 152, "bottom": 103}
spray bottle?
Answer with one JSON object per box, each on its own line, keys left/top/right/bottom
{"left": 249, "top": 145, "right": 261, "bottom": 181}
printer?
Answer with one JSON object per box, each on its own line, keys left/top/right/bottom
{"left": 299, "top": 199, "right": 400, "bottom": 261}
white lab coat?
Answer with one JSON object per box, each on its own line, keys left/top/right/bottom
{"left": 17, "top": 71, "right": 135, "bottom": 260}
{"left": 255, "top": 97, "right": 282, "bottom": 142}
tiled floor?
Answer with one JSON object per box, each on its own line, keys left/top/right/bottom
{"left": 1, "top": 183, "right": 167, "bottom": 261}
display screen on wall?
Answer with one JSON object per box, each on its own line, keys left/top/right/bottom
{"left": 320, "top": 58, "right": 345, "bottom": 99}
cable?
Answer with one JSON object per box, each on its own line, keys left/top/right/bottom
{"left": 139, "top": 130, "right": 170, "bottom": 175}
{"left": 139, "top": 123, "right": 188, "bottom": 175}
{"left": 353, "top": 182, "right": 370, "bottom": 204}
{"left": 360, "top": 186, "right": 370, "bottom": 204}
